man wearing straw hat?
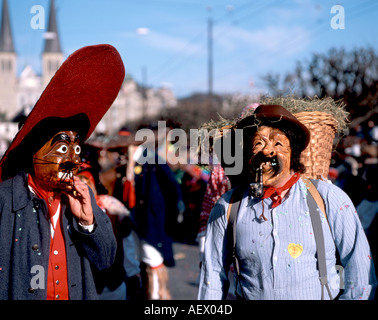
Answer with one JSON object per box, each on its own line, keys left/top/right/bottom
{"left": 198, "top": 104, "right": 376, "bottom": 300}
{"left": 0, "top": 44, "right": 125, "bottom": 299}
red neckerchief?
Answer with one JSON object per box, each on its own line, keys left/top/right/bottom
{"left": 28, "top": 174, "right": 61, "bottom": 220}
{"left": 262, "top": 173, "right": 300, "bottom": 208}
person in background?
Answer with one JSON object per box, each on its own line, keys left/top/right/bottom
{"left": 131, "top": 128, "right": 184, "bottom": 300}
{"left": 196, "top": 164, "right": 231, "bottom": 284}
{"left": 77, "top": 169, "right": 141, "bottom": 300}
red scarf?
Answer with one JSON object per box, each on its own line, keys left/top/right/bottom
{"left": 27, "top": 175, "right": 61, "bottom": 219}
{"left": 262, "top": 173, "right": 300, "bottom": 208}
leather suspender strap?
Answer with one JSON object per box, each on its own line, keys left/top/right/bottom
{"left": 226, "top": 187, "right": 246, "bottom": 299}
{"left": 303, "top": 178, "right": 327, "bottom": 220}
{"left": 305, "top": 179, "right": 333, "bottom": 300}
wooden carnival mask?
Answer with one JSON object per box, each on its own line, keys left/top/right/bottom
{"left": 32, "top": 131, "right": 82, "bottom": 192}
{"left": 249, "top": 126, "right": 292, "bottom": 188}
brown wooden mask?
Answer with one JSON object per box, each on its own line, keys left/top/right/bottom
{"left": 249, "top": 126, "right": 292, "bottom": 188}
{"left": 32, "top": 131, "right": 82, "bottom": 192}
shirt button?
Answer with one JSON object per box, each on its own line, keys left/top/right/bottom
{"left": 32, "top": 244, "right": 39, "bottom": 251}
{"left": 53, "top": 250, "right": 58, "bottom": 255}
{"left": 55, "top": 265, "right": 59, "bottom": 270}
{"left": 56, "top": 295, "right": 60, "bottom": 299}
{"left": 56, "top": 280, "right": 60, "bottom": 285}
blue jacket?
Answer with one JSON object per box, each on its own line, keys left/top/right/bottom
{"left": 0, "top": 172, "right": 117, "bottom": 300}
{"left": 132, "top": 162, "right": 183, "bottom": 267}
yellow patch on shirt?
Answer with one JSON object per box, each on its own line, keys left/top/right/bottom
{"left": 288, "top": 243, "right": 303, "bottom": 259}
{"left": 134, "top": 165, "right": 142, "bottom": 175}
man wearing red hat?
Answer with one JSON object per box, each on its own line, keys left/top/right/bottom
{"left": 0, "top": 44, "right": 125, "bottom": 300}
{"left": 198, "top": 105, "right": 376, "bottom": 300}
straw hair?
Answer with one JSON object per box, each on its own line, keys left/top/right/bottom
{"left": 258, "top": 95, "right": 349, "bottom": 134}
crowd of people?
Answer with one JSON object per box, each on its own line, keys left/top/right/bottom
{"left": 80, "top": 122, "right": 210, "bottom": 300}
{"left": 0, "top": 43, "right": 376, "bottom": 300}
{"left": 79, "top": 109, "right": 377, "bottom": 300}
{"left": 329, "top": 122, "right": 378, "bottom": 281}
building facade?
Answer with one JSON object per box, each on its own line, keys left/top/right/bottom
{"left": 0, "top": 0, "right": 177, "bottom": 156}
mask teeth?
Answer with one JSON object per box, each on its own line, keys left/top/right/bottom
{"left": 57, "top": 170, "right": 74, "bottom": 185}
{"left": 71, "top": 172, "right": 75, "bottom": 188}
{"left": 64, "top": 171, "right": 69, "bottom": 182}
{"left": 58, "top": 172, "right": 66, "bottom": 184}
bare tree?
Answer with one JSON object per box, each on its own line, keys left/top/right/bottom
{"left": 263, "top": 47, "right": 378, "bottom": 127}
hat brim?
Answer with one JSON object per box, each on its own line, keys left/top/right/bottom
{"left": 0, "top": 44, "right": 125, "bottom": 182}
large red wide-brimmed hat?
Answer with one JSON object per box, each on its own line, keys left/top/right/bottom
{"left": 0, "top": 44, "right": 125, "bottom": 182}
{"left": 237, "top": 104, "right": 311, "bottom": 151}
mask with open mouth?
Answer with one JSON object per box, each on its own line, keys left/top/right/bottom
{"left": 248, "top": 126, "right": 292, "bottom": 189}
{"left": 250, "top": 153, "right": 281, "bottom": 176}
{"left": 32, "top": 131, "right": 82, "bottom": 192}
{"left": 249, "top": 154, "right": 282, "bottom": 197}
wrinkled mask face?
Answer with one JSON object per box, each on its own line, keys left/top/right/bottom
{"left": 32, "top": 131, "right": 82, "bottom": 192}
{"left": 249, "top": 126, "right": 292, "bottom": 187}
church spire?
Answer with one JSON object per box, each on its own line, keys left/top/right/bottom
{"left": 42, "top": 0, "right": 64, "bottom": 88}
{"left": 0, "top": 0, "right": 15, "bottom": 52}
{"left": 43, "top": 0, "right": 62, "bottom": 53}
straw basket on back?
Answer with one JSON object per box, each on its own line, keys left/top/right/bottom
{"left": 294, "top": 111, "right": 338, "bottom": 180}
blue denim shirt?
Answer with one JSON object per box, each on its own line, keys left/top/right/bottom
{"left": 198, "top": 178, "right": 377, "bottom": 300}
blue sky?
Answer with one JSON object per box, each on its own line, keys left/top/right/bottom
{"left": 5, "top": 0, "right": 378, "bottom": 98}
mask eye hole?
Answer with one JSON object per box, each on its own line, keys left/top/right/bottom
{"left": 56, "top": 145, "right": 68, "bottom": 154}
{"left": 75, "top": 145, "right": 81, "bottom": 155}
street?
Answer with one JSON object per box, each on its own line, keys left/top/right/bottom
{"left": 169, "top": 242, "right": 200, "bottom": 300}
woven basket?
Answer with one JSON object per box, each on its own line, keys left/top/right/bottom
{"left": 294, "top": 111, "right": 338, "bottom": 180}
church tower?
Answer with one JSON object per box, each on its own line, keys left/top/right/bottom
{"left": 42, "top": 0, "right": 64, "bottom": 89}
{"left": 0, "top": 0, "right": 17, "bottom": 120}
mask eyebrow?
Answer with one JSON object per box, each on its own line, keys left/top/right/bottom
{"left": 74, "top": 134, "right": 82, "bottom": 143}
{"left": 51, "top": 133, "right": 71, "bottom": 146}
